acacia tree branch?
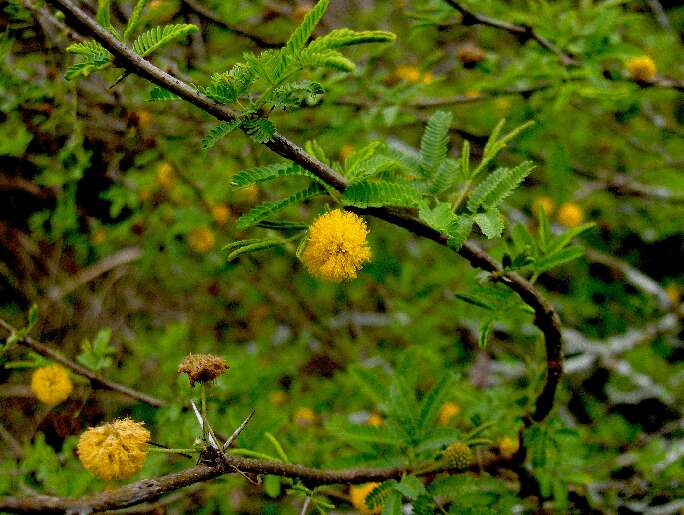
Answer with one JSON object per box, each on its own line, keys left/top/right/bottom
{"left": 442, "top": 0, "right": 684, "bottom": 92}
{"left": 45, "top": 0, "right": 563, "bottom": 428}
{"left": 0, "top": 452, "right": 509, "bottom": 513}
{"left": 0, "top": 318, "right": 166, "bottom": 408}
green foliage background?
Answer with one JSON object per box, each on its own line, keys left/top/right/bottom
{"left": 0, "top": 0, "right": 683, "bottom": 513}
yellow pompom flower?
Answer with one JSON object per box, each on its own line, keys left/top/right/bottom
{"left": 340, "top": 144, "right": 355, "bottom": 161}
{"left": 532, "top": 196, "right": 554, "bottom": 216}
{"left": 188, "top": 227, "right": 216, "bottom": 253}
{"left": 626, "top": 56, "right": 656, "bottom": 82}
{"left": 31, "top": 365, "right": 73, "bottom": 405}
{"left": 77, "top": 418, "right": 150, "bottom": 480}
{"left": 350, "top": 482, "right": 382, "bottom": 514}
{"left": 437, "top": 401, "right": 460, "bottom": 426}
{"left": 293, "top": 407, "right": 316, "bottom": 426}
{"left": 301, "top": 209, "right": 371, "bottom": 282}
{"left": 269, "top": 390, "right": 287, "bottom": 407}
{"left": 556, "top": 202, "right": 584, "bottom": 228}
{"left": 211, "top": 204, "right": 231, "bottom": 225}
{"left": 156, "top": 162, "right": 175, "bottom": 190}
{"left": 367, "top": 413, "right": 383, "bottom": 427}
{"left": 499, "top": 435, "right": 519, "bottom": 456}
{"left": 395, "top": 64, "right": 421, "bottom": 83}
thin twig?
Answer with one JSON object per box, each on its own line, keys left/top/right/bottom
{"left": 0, "top": 318, "right": 166, "bottom": 408}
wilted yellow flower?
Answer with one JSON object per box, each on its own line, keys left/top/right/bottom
{"left": 269, "top": 390, "right": 287, "bottom": 407}
{"left": 31, "top": 365, "right": 72, "bottom": 405}
{"left": 340, "top": 144, "right": 355, "bottom": 161}
{"left": 626, "top": 56, "right": 656, "bottom": 81}
{"left": 367, "top": 413, "right": 383, "bottom": 427}
{"left": 556, "top": 202, "right": 584, "bottom": 228}
{"left": 177, "top": 353, "right": 229, "bottom": 386}
{"left": 444, "top": 441, "right": 472, "bottom": 469}
{"left": 499, "top": 435, "right": 519, "bottom": 456}
{"left": 437, "top": 401, "right": 460, "bottom": 426}
{"left": 156, "top": 162, "right": 175, "bottom": 190}
{"left": 211, "top": 204, "right": 231, "bottom": 225}
{"left": 294, "top": 407, "right": 316, "bottom": 426}
{"left": 301, "top": 209, "right": 371, "bottom": 282}
{"left": 532, "top": 196, "right": 555, "bottom": 216}
{"left": 188, "top": 227, "right": 216, "bottom": 253}
{"left": 77, "top": 418, "right": 150, "bottom": 480}
{"left": 350, "top": 482, "right": 382, "bottom": 514}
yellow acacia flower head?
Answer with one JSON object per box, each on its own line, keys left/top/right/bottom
{"left": 665, "top": 285, "right": 680, "bottom": 305}
{"left": 211, "top": 204, "right": 231, "bottom": 225}
{"left": 156, "top": 162, "right": 175, "bottom": 190}
{"left": 188, "top": 227, "right": 216, "bottom": 253}
{"left": 367, "top": 413, "right": 383, "bottom": 427}
{"left": 626, "top": 56, "right": 656, "bottom": 82}
{"left": 350, "top": 482, "right": 382, "bottom": 514}
{"left": 498, "top": 435, "right": 519, "bottom": 456}
{"left": 437, "top": 401, "right": 460, "bottom": 426}
{"left": 395, "top": 64, "right": 421, "bottom": 83}
{"left": 444, "top": 441, "right": 472, "bottom": 469}
{"left": 301, "top": 209, "right": 371, "bottom": 283}
{"left": 293, "top": 407, "right": 316, "bottom": 426}
{"left": 31, "top": 365, "right": 73, "bottom": 405}
{"left": 77, "top": 418, "right": 150, "bottom": 480}
{"left": 556, "top": 202, "right": 584, "bottom": 228}
{"left": 532, "top": 196, "right": 554, "bottom": 216}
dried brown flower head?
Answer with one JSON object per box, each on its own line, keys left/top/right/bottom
{"left": 178, "top": 353, "right": 229, "bottom": 386}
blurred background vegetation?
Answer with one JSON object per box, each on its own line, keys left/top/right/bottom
{"left": 0, "top": 0, "right": 683, "bottom": 513}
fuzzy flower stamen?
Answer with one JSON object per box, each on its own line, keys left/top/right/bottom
{"left": 31, "top": 365, "right": 73, "bottom": 405}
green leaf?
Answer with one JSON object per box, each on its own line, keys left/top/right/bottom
{"left": 124, "top": 0, "right": 148, "bottom": 41}
{"left": 132, "top": 24, "right": 198, "bottom": 57}
{"left": 389, "top": 376, "right": 419, "bottom": 442}
{"left": 64, "top": 54, "right": 112, "bottom": 80}
{"left": 395, "top": 475, "right": 426, "bottom": 500}
{"left": 263, "top": 475, "right": 281, "bottom": 498}
{"left": 96, "top": 0, "right": 111, "bottom": 28}
{"left": 366, "top": 481, "right": 398, "bottom": 510}
{"left": 226, "top": 239, "right": 285, "bottom": 261}
{"left": 66, "top": 40, "right": 110, "bottom": 57}
{"left": 275, "top": 0, "right": 331, "bottom": 78}
{"left": 148, "top": 86, "right": 181, "bottom": 101}
{"left": 429, "top": 158, "right": 461, "bottom": 194}
{"left": 417, "top": 373, "right": 455, "bottom": 435}
{"left": 350, "top": 366, "right": 389, "bottom": 406}
{"left": 479, "top": 319, "right": 492, "bottom": 348}
{"left": 264, "top": 432, "right": 289, "bottom": 463}
{"left": 256, "top": 220, "right": 308, "bottom": 232}
{"left": 241, "top": 118, "right": 276, "bottom": 143}
{"left": 326, "top": 422, "right": 401, "bottom": 445}
{"left": 201, "top": 120, "right": 241, "bottom": 149}
{"left": 467, "top": 162, "right": 534, "bottom": 212}
{"left": 419, "top": 111, "right": 452, "bottom": 177}
{"left": 472, "top": 120, "right": 534, "bottom": 177}
{"left": 237, "top": 183, "right": 325, "bottom": 229}
{"left": 473, "top": 209, "right": 505, "bottom": 239}
{"left": 306, "top": 29, "right": 395, "bottom": 52}
{"left": 295, "top": 48, "right": 356, "bottom": 72}
{"left": 381, "top": 491, "right": 402, "bottom": 515}
{"left": 418, "top": 201, "right": 457, "bottom": 232}
{"left": 533, "top": 245, "right": 585, "bottom": 274}
{"left": 343, "top": 181, "right": 422, "bottom": 208}
{"left": 548, "top": 223, "right": 595, "bottom": 254}
{"left": 445, "top": 215, "right": 473, "bottom": 251}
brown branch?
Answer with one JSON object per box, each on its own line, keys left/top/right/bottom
{"left": 180, "top": 0, "right": 280, "bottom": 49}
{"left": 442, "top": 0, "right": 578, "bottom": 66}
{"left": 45, "top": 0, "right": 563, "bottom": 427}
{"left": 0, "top": 318, "right": 166, "bottom": 408}
{"left": 0, "top": 452, "right": 509, "bottom": 513}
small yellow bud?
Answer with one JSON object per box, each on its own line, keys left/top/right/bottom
{"left": 498, "top": 435, "right": 519, "bottom": 456}
{"left": 301, "top": 209, "right": 372, "bottom": 282}
{"left": 556, "top": 202, "right": 584, "bottom": 228}
{"left": 626, "top": 56, "right": 656, "bottom": 82}
{"left": 665, "top": 285, "right": 681, "bottom": 305}
{"left": 156, "top": 162, "right": 175, "bottom": 190}
{"left": 31, "top": 365, "right": 73, "bottom": 405}
{"left": 293, "top": 407, "right": 316, "bottom": 426}
{"left": 77, "top": 418, "right": 150, "bottom": 481}
{"left": 422, "top": 71, "right": 434, "bottom": 85}
{"left": 211, "top": 204, "right": 231, "bottom": 225}
{"left": 465, "top": 89, "right": 481, "bottom": 98}
{"left": 177, "top": 353, "right": 229, "bottom": 386}
{"left": 437, "top": 402, "right": 460, "bottom": 426}
{"left": 532, "top": 196, "right": 555, "bottom": 216}
{"left": 340, "top": 144, "right": 355, "bottom": 162}
{"left": 188, "top": 227, "right": 216, "bottom": 253}
{"left": 443, "top": 442, "right": 472, "bottom": 469}
{"left": 350, "top": 482, "right": 382, "bottom": 514}
{"left": 367, "top": 413, "right": 383, "bottom": 427}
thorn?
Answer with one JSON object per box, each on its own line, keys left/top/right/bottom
{"left": 223, "top": 410, "right": 255, "bottom": 450}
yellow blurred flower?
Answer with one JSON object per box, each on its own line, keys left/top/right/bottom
{"left": 556, "top": 202, "right": 584, "bottom": 228}
{"left": 77, "top": 418, "right": 150, "bottom": 481}
{"left": 350, "top": 482, "right": 382, "bottom": 514}
{"left": 437, "top": 401, "right": 460, "bottom": 426}
{"left": 156, "top": 162, "right": 175, "bottom": 190}
{"left": 211, "top": 204, "right": 231, "bottom": 225}
{"left": 665, "top": 285, "right": 681, "bottom": 305}
{"left": 91, "top": 228, "right": 107, "bottom": 246}
{"left": 626, "top": 56, "right": 656, "bottom": 81}
{"left": 301, "top": 209, "right": 371, "bottom": 282}
{"left": 294, "top": 407, "right": 316, "bottom": 426}
{"left": 532, "top": 196, "right": 555, "bottom": 216}
{"left": 269, "top": 390, "right": 287, "bottom": 407}
{"left": 367, "top": 413, "right": 383, "bottom": 427}
{"left": 136, "top": 110, "right": 152, "bottom": 129}
{"left": 31, "top": 365, "right": 72, "bottom": 405}
{"left": 188, "top": 227, "right": 216, "bottom": 253}
{"left": 499, "top": 435, "right": 519, "bottom": 456}
{"left": 422, "top": 71, "right": 434, "bottom": 85}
